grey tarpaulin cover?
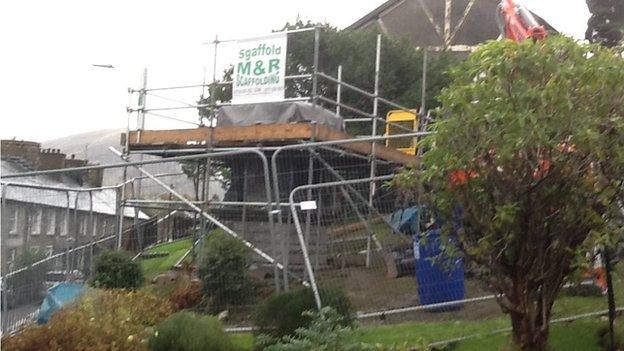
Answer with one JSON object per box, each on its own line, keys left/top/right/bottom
{"left": 216, "top": 101, "right": 345, "bottom": 131}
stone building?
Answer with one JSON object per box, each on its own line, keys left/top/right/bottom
{"left": 1, "top": 140, "right": 148, "bottom": 273}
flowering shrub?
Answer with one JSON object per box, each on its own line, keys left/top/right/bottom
{"left": 1, "top": 289, "right": 172, "bottom": 351}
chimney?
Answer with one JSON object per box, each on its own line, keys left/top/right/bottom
{"left": 86, "top": 167, "right": 104, "bottom": 187}
{"left": 1, "top": 140, "right": 41, "bottom": 169}
{"left": 39, "top": 148, "right": 67, "bottom": 181}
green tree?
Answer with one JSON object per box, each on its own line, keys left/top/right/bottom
{"left": 586, "top": 0, "right": 624, "bottom": 47}
{"left": 179, "top": 160, "right": 231, "bottom": 201}
{"left": 411, "top": 36, "right": 624, "bottom": 350}
{"left": 198, "top": 20, "right": 457, "bottom": 136}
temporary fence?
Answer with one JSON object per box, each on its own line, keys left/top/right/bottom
{"left": 1, "top": 235, "right": 116, "bottom": 334}
{"left": 1, "top": 176, "right": 164, "bottom": 335}
{"left": 2, "top": 143, "right": 623, "bottom": 345}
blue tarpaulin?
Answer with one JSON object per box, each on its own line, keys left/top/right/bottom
{"left": 389, "top": 206, "right": 421, "bottom": 236}
{"left": 37, "top": 282, "right": 85, "bottom": 324}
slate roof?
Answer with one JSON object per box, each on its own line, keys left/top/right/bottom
{"left": 1, "top": 159, "right": 149, "bottom": 219}
{"left": 348, "top": 0, "right": 557, "bottom": 47}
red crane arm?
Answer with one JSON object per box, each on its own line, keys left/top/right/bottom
{"left": 497, "top": 0, "right": 547, "bottom": 42}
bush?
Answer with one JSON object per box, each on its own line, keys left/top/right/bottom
{"left": 1, "top": 289, "right": 172, "bottom": 351}
{"left": 149, "top": 311, "right": 233, "bottom": 351}
{"left": 253, "top": 287, "right": 353, "bottom": 340}
{"left": 5, "top": 249, "right": 50, "bottom": 307}
{"left": 92, "top": 250, "right": 143, "bottom": 289}
{"left": 198, "top": 232, "right": 254, "bottom": 313}
{"left": 260, "top": 307, "right": 424, "bottom": 351}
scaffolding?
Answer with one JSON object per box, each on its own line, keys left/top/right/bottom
{"left": 1, "top": 26, "right": 439, "bottom": 332}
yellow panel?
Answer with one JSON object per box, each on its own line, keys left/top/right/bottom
{"left": 385, "top": 110, "right": 418, "bottom": 155}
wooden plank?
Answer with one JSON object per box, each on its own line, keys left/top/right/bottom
{"left": 326, "top": 216, "right": 385, "bottom": 237}
{"left": 214, "top": 124, "right": 313, "bottom": 143}
{"left": 124, "top": 123, "right": 419, "bottom": 166}
{"left": 125, "top": 128, "right": 210, "bottom": 146}
{"left": 125, "top": 124, "right": 314, "bottom": 147}
{"left": 314, "top": 125, "right": 419, "bottom": 166}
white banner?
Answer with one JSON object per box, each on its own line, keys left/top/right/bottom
{"left": 232, "top": 33, "right": 287, "bottom": 104}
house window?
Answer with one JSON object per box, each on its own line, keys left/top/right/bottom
{"left": 92, "top": 216, "right": 98, "bottom": 236}
{"left": 45, "top": 209, "right": 56, "bottom": 236}
{"left": 31, "top": 208, "right": 42, "bottom": 235}
{"left": 107, "top": 218, "right": 114, "bottom": 235}
{"left": 8, "top": 248, "right": 17, "bottom": 270}
{"left": 103, "top": 218, "right": 113, "bottom": 235}
{"left": 84, "top": 216, "right": 89, "bottom": 236}
{"left": 79, "top": 216, "right": 88, "bottom": 236}
{"left": 45, "top": 245, "right": 54, "bottom": 257}
{"left": 8, "top": 206, "right": 19, "bottom": 235}
{"left": 57, "top": 211, "right": 68, "bottom": 236}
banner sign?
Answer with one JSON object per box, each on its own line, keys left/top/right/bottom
{"left": 232, "top": 33, "right": 287, "bottom": 104}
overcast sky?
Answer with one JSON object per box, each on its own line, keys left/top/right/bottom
{"left": 0, "top": 0, "right": 590, "bottom": 142}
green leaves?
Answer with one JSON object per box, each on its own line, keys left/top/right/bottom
{"left": 395, "top": 35, "right": 624, "bottom": 348}
{"left": 198, "top": 231, "right": 255, "bottom": 313}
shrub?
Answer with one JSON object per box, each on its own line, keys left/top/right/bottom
{"left": 253, "top": 287, "right": 353, "bottom": 340}
{"left": 261, "top": 307, "right": 423, "bottom": 351}
{"left": 169, "top": 280, "right": 203, "bottom": 311}
{"left": 198, "top": 232, "right": 254, "bottom": 312}
{"left": 149, "top": 311, "right": 233, "bottom": 351}
{"left": 1, "top": 289, "right": 172, "bottom": 351}
{"left": 92, "top": 250, "right": 143, "bottom": 289}
{"left": 5, "top": 249, "right": 50, "bottom": 307}
{"left": 260, "top": 307, "right": 360, "bottom": 351}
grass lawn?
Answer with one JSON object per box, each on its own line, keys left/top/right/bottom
{"left": 139, "top": 238, "right": 193, "bottom": 281}
{"left": 454, "top": 319, "right": 605, "bottom": 351}
{"left": 228, "top": 318, "right": 607, "bottom": 350}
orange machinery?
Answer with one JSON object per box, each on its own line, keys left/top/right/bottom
{"left": 496, "top": 0, "right": 547, "bottom": 42}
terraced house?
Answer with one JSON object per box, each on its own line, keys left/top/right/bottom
{"left": 1, "top": 140, "right": 149, "bottom": 273}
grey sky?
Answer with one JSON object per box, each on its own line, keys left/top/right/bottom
{"left": 0, "top": 0, "right": 590, "bottom": 142}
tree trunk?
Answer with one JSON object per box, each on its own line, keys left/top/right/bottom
{"left": 510, "top": 309, "right": 550, "bottom": 351}
{"left": 507, "top": 280, "right": 554, "bottom": 351}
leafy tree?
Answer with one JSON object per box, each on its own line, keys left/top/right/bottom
{"left": 180, "top": 160, "right": 231, "bottom": 201}
{"left": 410, "top": 36, "right": 624, "bottom": 350}
{"left": 198, "top": 20, "right": 457, "bottom": 135}
{"left": 586, "top": 0, "right": 624, "bottom": 47}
